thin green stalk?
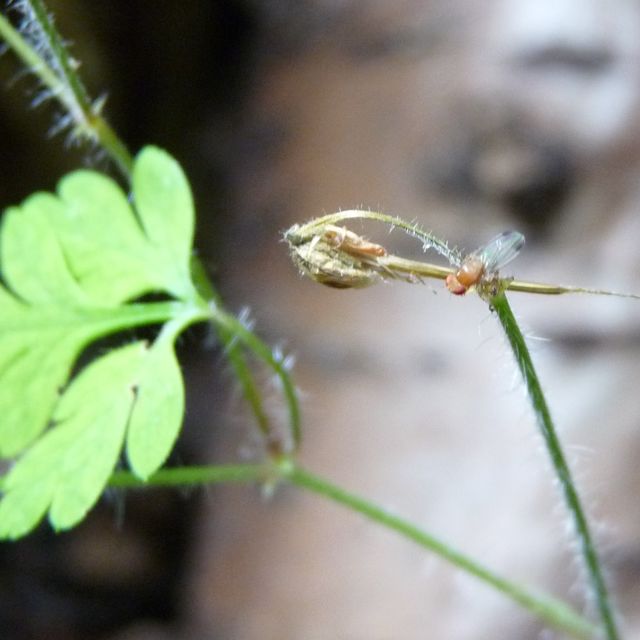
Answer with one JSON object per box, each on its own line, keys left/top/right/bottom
{"left": 189, "top": 265, "right": 300, "bottom": 455}
{"left": 287, "top": 210, "right": 462, "bottom": 265}
{"left": 109, "top": 463, "right": 268, "bottom": 488}
{"left": 0, "top": 3, "right": 133, "bottom": 176}
{"left": 107, "top": 461, "right": 597, "bottom": 639}
{"left": 87, "top": 114, "right": 134, "bottom": 177}
{"left": 28, "top": 0, "right": 93, "bottom": 109}
{"left": 79, "top": 300, "right": 209, "bottom": 333}
{"left": 209, "top": 305, "right": 301, "bottom": 452}
{"left": 0, "top": 10, "right": 60, "bottom": 90}
{"left": 190, "top": 257, "right": 272, "bottom": 445}
{"left": 491, "top": 292, "right": 619, "bottom": 640}
{"left": 192, "top": 259, "right": 300, "bottom": 454}
{"left": 287, "top": 464, "right": 598, "bottom": 639}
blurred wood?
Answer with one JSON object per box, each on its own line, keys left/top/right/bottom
{"left": 185, "top": 1, "right": 640, "bottom": 639}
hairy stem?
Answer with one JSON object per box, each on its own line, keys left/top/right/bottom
{"left": 190, "top": 257, "right": 273, "bottom": 448}
{"left": 108, "top": 461, "right": 597, "bottom": 639}
{"left": 288, "top": 210, "right": 463, "bottom": 265}
{"left": 491, "top": 292, "right": 619, "bottom": 640}
{"left": 209, "top": 305, "right": 301, "bottom": 452}
{"left": 27, "top": 0, "right": 92, "bottom": 111}
{"left": 0, "top": 3, "right": 133, "bottom": 175}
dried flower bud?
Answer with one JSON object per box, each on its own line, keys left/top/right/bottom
{"left": 284, "top": 223, "right": 389, "bottom": 289}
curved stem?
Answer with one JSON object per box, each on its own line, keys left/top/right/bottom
{"left": 288, "top": 210, "right": 463, "bottom": 265}
{"left": 209, "top": 305, "right": 301, "bottom": 452}
{"left": 287, "top": 465, "right": 598, "bottom": 639}
{"left": 87, "top": 114, "right": 134, "bottom": 177}
{"left": 491, "top": 292, "right": 619, "bottom": 640}
{"left": 189, "top": 257, "right": 272, "bottom": 446}
{"left": 107, "top": 461, "right": 597, "bottom": 639}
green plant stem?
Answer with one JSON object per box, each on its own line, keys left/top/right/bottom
{"left": 107, "top": 461, "right": 597, "bottom": 639}
{"left": 88, "top": 115, "right": 134, "bottom": 177}
{"left": 209, "top": 305, "right": 301, "bottom": 452}
{"left": 491, "top": 292, "right": 619, "bottom": 640}
{"left": 288, "top": 465, "right": 598, "bottom": 639}
{"left": 28, "top": 0, "right": 92, "bottom": 105}
{"left": 190, "top": 257, "right": 272, "bottom": 446}
{"left": 0, "top": 11, "right": 60, "bottom": 99}
{"left": 193, "top": 256, "right": 301, "bottom": 453}
{"left": 109, "top": 463, "right": 267, "bottom": 488}
{"left": 290, "top": 210, "right": 462, "bottom": 265}
{"left": 0, "top": 5, "right": 133, "bottom": 176}
{"left": 81, "top": 300, "right": 209, "bottom": 332}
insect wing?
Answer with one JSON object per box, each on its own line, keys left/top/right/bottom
{"left": 472, "top": 231, "right": 525, "bottom": 273}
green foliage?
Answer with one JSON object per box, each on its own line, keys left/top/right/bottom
{"left": 0, "top": 146, "right": 209, "bottom": 539}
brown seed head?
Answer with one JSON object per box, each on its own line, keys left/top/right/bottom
{"left": 284, "top": 223, "right": 386, "bottom": 289}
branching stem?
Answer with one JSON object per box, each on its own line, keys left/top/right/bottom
{"left": 208, "top": 305, "right": 301, "bottom": 452}
{"left": 108, "top": 461, "right": 598, "bottom": 639}
{"left": 0, "top": 2, "right": 299, "bottom": 453}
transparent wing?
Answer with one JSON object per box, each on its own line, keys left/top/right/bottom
{"left": 472, "top": 231, "right": 525, "bottom": 273}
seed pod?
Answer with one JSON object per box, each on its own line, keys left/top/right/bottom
{"left": 285, "top": 224, "right": 386, "bottom": 289}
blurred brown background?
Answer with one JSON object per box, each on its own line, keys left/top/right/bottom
{"left": 1, "top": 1, "right": 640, "bottom": 639}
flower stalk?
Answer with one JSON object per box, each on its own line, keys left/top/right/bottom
{"left": 284, "top": 211, "right": 640, "bottom": 300}
{"left": 491, "top": 292, "right": 620, "bottom": 640}
{"left": 286, "top": 210, "right": 629, "bottom": 638}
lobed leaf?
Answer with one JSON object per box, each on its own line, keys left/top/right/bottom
{"left": 132, "top": 146, "right": 195, "bottom": 287}
{"left": 0, "top": 340, "right": 184, "bottom": 537}
{"left": 125, "top": 331, "right": 185, "bottom": 480}
{"left": 51, "top": 146, "right": 196, "bottom": 305}
{"left": 0, "top": 147, "right": 206, "bottom": 538}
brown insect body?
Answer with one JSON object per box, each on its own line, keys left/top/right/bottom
{"left": 445, "top": 256, "right": 485, "bottom": 295}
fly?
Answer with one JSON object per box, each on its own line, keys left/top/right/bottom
{"left": 445, "top": 231, "right": 525, "bottom": 295}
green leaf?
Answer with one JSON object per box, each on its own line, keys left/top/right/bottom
{"left": 0, "top": 330, "right": 87, "bottom": 456}
{"left": 50, "top": 145, "right": 196, "bottom": 305}
{"left": 132, "top": 146, "right": 194, "bottom": 284}
{"left": 1, "top": 342, "right": 139, "bottom": 537}
{"left": 52, "top": 170, "right": 158, "bottom": 305}
{"left": 2, "top": 197, "right": 87, "bottom": 305}
{"left": 126, "top": 331, "right": 185, "bottom": 480}
{"left": 0, "top": 147, "right": 208, "bottom": 538}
